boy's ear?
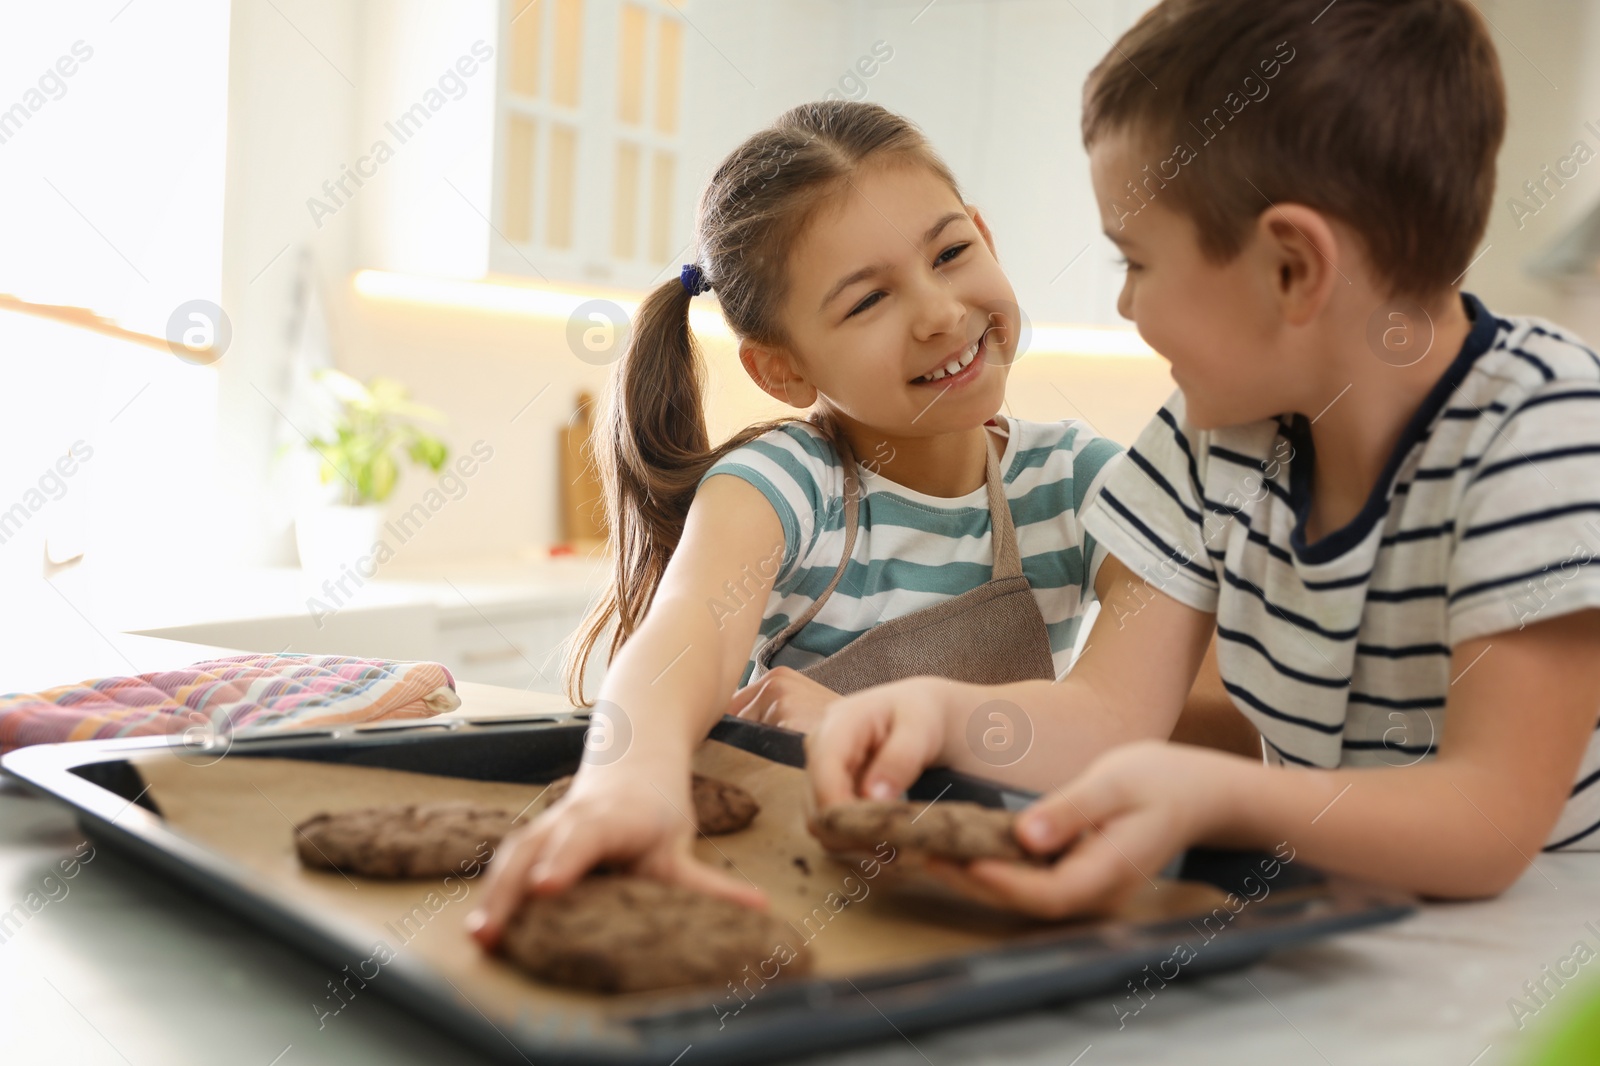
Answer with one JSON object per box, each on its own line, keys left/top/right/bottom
{"left": 1258, "top": 203, "right": 1341, "bottom": 327}
{"left": 969, "top": 205, "right": 999, "bottom": 259}
{"left": 740, "top": 341, "right": 818, "bottom": 410}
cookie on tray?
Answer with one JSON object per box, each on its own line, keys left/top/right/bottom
{"left": 541, "top": 772, "right": 759, "bottom": 834}
{"left": 294, "top": 802, "right": 517, "bottom": 879}
{"left": 810, "top": 799, "right": 1030, "bottom": 863}
{"left": 499, "top": 876, "right": 810, "bottom": 993}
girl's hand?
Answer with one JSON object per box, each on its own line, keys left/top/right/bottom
{"left": 806, "top": 677, "right": 966, "bottom": 808}
{"left": 467, "top": 763, "right": 768, "bottom": 949}
{"left": 726, "top": 667, "right": 839, "bottom": 734}
{"left": 932, "top": 741, "right": 1238, "bottom": 919}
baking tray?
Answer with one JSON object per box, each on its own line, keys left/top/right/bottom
{"left": 1, "top": 714, "right": 1414, "bottom": 1065}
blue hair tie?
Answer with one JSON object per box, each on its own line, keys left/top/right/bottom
{"left": 679, "top": 262, "right": 711, "bottom": 296}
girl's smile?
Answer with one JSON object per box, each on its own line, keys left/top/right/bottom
{"left": 909, "top": 327, "right": 990, "bottom": 387}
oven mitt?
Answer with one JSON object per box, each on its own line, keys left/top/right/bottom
{"left": 0, "top": 653, "right": 459, "bottom": 754}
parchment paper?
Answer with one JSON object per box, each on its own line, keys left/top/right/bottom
{"left": 132, "top": 740, "right": 1228, "bottom": 1029}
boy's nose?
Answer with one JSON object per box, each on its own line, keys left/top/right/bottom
{"left": 1116, "top": 277, "right": 1136, "bottom": 321}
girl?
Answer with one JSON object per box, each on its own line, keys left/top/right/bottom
{"left": 469, "top": 100, "right": 1149, "bottom": 945}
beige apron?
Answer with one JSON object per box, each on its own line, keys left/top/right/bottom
{"left": 750, "top": 429, "right": 1058, "bottom": 695}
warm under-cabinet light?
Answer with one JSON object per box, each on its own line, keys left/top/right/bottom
{"left": 351, "top": 270, "right": 1158, "bottom": 359}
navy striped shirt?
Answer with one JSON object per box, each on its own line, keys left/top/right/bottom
{"left": 1082, "top": 293, "right": 1600, "bottom": 851}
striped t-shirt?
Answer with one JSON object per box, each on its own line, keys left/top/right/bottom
{"left": 701, "top": 416, "right": 1124, "bottom": 685}
{"left": 1081, "top": 292, "right": 1600, "bottom": 851}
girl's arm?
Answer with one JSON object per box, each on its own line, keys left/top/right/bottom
{"left": 470, "top": 475, "right": 786, "bottom": 945}
{"left": 936, "top": 607, "right": 1600, "bottom": 915}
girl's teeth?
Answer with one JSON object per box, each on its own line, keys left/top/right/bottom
{"left": 913, "top": 337, "right": 984, "bottom": 383}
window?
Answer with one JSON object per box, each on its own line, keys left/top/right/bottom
{"left": 492, "top": 0, "right": 687, "bottom": 285}
{"left": 0, "top": 2, "right": 230, "bottom": 579}
{"left": 0, "top": 2, "right": 231, "bottom": 338}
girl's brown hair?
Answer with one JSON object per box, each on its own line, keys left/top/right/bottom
{"left": 565, "top": 100, "right": 961, "bottom": 705}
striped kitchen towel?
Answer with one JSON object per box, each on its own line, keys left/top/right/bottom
{"left": 0, "top": 653, "right": 460, "bottom": 754}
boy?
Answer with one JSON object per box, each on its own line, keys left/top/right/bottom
{"left": 808, "top": 0, "right": 1600, "bottom": 914}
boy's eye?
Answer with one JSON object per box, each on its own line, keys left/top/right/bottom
{"left": 934, "top": 242, "right": 970, "bottom": 267}
{"left": 846, "top": 291, "right": 885, "bottom": 318}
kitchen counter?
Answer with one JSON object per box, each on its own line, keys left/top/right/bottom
{"left": 74, "top": 555, "right": 608, "bottom": 633}
{"left": 16, "top": 553, "right": 611, "bottom": 696}
{"left": 0, "top": 629, "right": 1589, "bottom": 1065}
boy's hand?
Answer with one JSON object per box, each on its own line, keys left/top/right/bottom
{"left": 726, "top": 667, "right": 838, "bottom": 734}
{"left": 807, "top": 676, "right": 966, "bottom": 807}
{"left": 935, "top": 741, "right": 1238, "bottom": 918}
{"left": 466, "top": 763, "right": 768, "bottom": 949}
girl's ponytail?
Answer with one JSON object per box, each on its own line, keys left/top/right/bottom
{"left": 563, "top": 100, "right": 962, "bottom": 705}
{"left": 567, "top": 277, "right": 703, "bottom": 704}
{"left": 566, "top": 277, "right": 788, "bottom": 703}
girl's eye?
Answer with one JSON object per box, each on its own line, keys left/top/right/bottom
{"left": 844, "top": 243, "right": 970, "bottom": 318}
{"left": 846, "top": 291, "right": 884, "bottom": 318}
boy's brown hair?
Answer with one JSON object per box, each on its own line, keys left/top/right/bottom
{"left": 1083, "top": 0, "right": 1505, "bottom": 299}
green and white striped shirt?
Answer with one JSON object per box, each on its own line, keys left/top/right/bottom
{"left": 700, "top": 416, "right": 1125, "bottom": 685}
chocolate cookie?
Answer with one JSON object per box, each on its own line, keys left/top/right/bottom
{"left": 810, "top": 799, "right": 1029, "bottom": 862}
{"left": 294, "top": 802, "right": 516, "bottom": 879}
{"left": 500, "top": 876, "right": 810, "bottom": 993}
{"left": 542, "top": 773, "right": 759, "bottom": 834}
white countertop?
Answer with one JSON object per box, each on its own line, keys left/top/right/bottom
{"left": 0, "top": 624, "right": 1591, "bottom": 1064}
{"left": 2, "top": 553, "right": 610, "bottom": 694}
{"left": 41, "top": 552, "right": 609, "bottom": 635}
{"left": 0, "top": 708, "right": 1588, "bottom": 1065}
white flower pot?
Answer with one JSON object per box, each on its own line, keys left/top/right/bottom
{"left": 296, "top": 504, "right": 386, "bottom": 577}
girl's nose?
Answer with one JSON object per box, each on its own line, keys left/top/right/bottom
{"left": 909, "top": 272, "right": 967, "bottom": 341}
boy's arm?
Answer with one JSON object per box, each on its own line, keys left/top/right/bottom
{"left": 810, "top": 556, "right": 1216, "bottom": 803}
{"left": 954, "top": 608, "right": 1600, "bottom": 916}
{"left": 1169, "top": 634, "right": 1262, "bottom": 759}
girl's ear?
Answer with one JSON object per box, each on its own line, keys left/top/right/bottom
{"left": 970, "top": 205, "right": 999, "bottom": 259}
{"left": 740, "top": 341, "right": 819, "bottom": 409}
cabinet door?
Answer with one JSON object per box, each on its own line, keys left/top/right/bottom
{"left": 437, "top": 607, "right": 595, "bottom": 694}
{"left": 493, "top": 0, "right": 687, "bottom": 287}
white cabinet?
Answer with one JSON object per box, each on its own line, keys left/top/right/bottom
{"left": 437, "top": 603, "right": 594, "bottom": 692}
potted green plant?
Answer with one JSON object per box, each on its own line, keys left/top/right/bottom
{"left": 294, "top": 369, "right": 449, "bottom": 575}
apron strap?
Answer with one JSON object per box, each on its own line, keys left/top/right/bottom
{"left": 753, "top": 427, "right": 1023, "bottom": 670}
{"left": 754, "top": 433, "right": 862, "bottom": 671}
{"left": 982, "top": 430, "right": 1025, "bottom": 582}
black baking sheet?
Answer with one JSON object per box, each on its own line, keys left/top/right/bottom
{"left": 1, "top": 714, "right": 1414, "bottom": 1065}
